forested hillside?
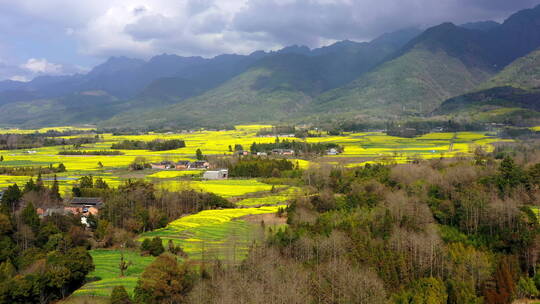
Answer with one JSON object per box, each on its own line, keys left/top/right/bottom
{"left": 435, "top": 47, "right": 540, "bottom": 126}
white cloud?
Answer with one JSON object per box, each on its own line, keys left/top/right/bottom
{"left": 9, "top": 75, "right": 29, "bottom": 82}
{"left": 21, "top": 58, "right": 63, "bottom": 74}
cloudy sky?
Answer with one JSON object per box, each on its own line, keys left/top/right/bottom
{"left": 0, "top": 0, "right": 538, "bottom": 81}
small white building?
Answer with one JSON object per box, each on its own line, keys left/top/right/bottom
{"left": 203, "top": 169, "right": 228, "bottom": 180}
{"left": 327, "top": 148, "right": 339, "bottom": 155}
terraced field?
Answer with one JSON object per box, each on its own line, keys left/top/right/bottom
{"left": 70, "top": 205, "right": 284, "bottom": 300}
{"left": 235, "top": 187, "right": 300, "bottom": 207}
{"left": 73, "top": 250, "right": 155, "bottom": 298}
{"left": 138, "top": 206, "right": 284, "bottom": 260}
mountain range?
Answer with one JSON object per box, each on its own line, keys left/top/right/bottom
{"left": 3, "top": 4, "right": 540, "bottom": 129}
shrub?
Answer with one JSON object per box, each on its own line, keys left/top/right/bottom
{"left": 110, "top": 285, "right": 132, "bottom": 304}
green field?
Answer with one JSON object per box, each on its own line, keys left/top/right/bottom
{"left": 73, "top": 249, "right": 155, "bottom": 298}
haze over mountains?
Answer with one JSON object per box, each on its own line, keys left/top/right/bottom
{"left": 3, "top": 4, "right": 540, "bottom": 129}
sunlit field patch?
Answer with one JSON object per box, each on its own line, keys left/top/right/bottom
{"left": 156, "top": 179, "right": 281, "bottom": 197}
{"left": 235, "top": 187, "right": 299, "bottom": 206}
{"left": 139, "top": 206, "right": 284, "bottom": 260}
{"left": 147, "top": 170, "right": 203, "bottom": 178}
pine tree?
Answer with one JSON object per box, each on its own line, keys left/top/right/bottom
{"left": 36, "top": 172, "right": 44, "bottom": 191}
{"left": 23, "top": 178, "right": 36, "bottom": 193}
{"left": 50, "top": 175, "right": 61, "bottom": 202}
{"left": 1, "top": 184, "right": 22, "bottom": 213}
{"left": 196, "top": 149, "right": 204, "bottom": 160}
{"left": 21, "top": 202, "right": 40, "bottom": 232}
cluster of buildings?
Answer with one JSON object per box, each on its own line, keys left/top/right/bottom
{"left": 150, "top": 160, "right": 210, "bottom": 170}
{"left": 235, "top": 149, "right": 295, "bottom": 156}
{"left": 35, "top": 197, "right": 104, "bottom": 227}
{"left": 149, "top": 160, "right": 228, "bottom": 180}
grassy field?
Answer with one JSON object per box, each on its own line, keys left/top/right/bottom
{"left": 73, "top": 249, "right": 155, "bottom": 298}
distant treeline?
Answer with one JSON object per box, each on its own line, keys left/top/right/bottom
{"left": 250, "top": 139, "right": 341, "bottom": 155}
{"left": 228, "top": 158, "right": 296, "bottom": 178}
{"left": 385, "top": 120, "right": 489, "bottom": 137}
{"left": 99, "top": 125, "right": 236, "bottom": 135}
{"left": 499, "top": 127, "right": 540, "bottom": 139}
{"left": 0, "top": 134, "right": 99, "bottom": 150}
{"left": 327, "top": 119, "right": 489, "bottom": 135}
{"left": 58, "top": 150, "right": 124, "bottom": 155}
{"left": 256, "top": 125, "right": 296, "bottom": 136}
{"left": 111, "top": 139, "right": 186, "bottom": 151}
{"left": 0, "top": 163, "right": 66, "bottom": 176}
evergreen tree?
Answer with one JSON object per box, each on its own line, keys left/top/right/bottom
{"left": 196, "top": 149, "right": 204, "bottom": 160}
{"left": 23, "top": 178, "right": 36, "bottom": 193}
{"left": 50, "top": 175, "right": 61, "bottom": 201}
{"left": 0, "top": 155, "right": 3, "bottom": 161}
{"left": 497, "top": 156, "right": 526, "bottom": 193}
{"left": 36, "top": 172, "right": 44, "bottom": 191}
{"left": 21, "top": 202, "right": 40, "bottom": 232}
{"left": 57, "top": 163, "right": 66, "bottom": 172}
{"left": 95, "top": 177, "right": 109, "bottom": 189}
{"left": 79, "top": 175, "right": 94, "bottom": 189}
{"left": 141, "top": 237, "right": 165, "bottom": 256}
{"left": 110, "top": 285, "right": 132, "bottom": 304}
{"left": 1, "top": 183, "right": 22, "bottom": 213}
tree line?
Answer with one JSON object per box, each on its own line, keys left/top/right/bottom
{"left": 227, "top": 158, "right": 297, "bottom": 178}
{"left": 111, "top": 139, "right": 186, "bottom": 151}
{"left": 0, "top": 134, "right": 99, "bottom": 150}
{"left": 0, "top": 163, "right": 66, "bottom": 176}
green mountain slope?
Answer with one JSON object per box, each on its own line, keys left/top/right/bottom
{"left": 0, "top": 91, "right": 125, "bottom": 128}
{"left": 104, "top": 60, "right": 317, "bottom": 128}
{"left": 435, "top": 49, "right": 540, "bottom": 126}
{"left": 480, "top": 48, "right": 540, "bottom": 90}
{"left": 104, "top": 30, "right": 423, "bottom": 128}
{"left": 311, "top": 23, "right": 495, "bottom": 118}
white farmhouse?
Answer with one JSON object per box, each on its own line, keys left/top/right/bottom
{"left": 203, "top": 169, "right": 229, "bottom": 180}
